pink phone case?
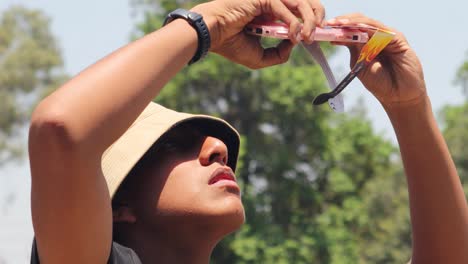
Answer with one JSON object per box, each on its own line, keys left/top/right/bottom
{"left": 245, "top": 21, "right": 369, "bottom": 43}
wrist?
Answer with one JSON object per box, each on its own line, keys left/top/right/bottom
{"left": 380, "top": 82, "right": 429, "bottom": 118}
{"left": 163, "top": 8, "right": 212, "bottom": 64}
{"left": 384, "top": 95, "right": 436, "bottom": 133}
{"left": 383, "top": 94, "right": 431, "bottom": 116}
{"left": 190, "top": 3, "right": 221, "bottom": 50}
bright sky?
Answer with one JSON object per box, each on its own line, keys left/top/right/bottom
{"left": 0, "top": 0, "right": 467, "bottom": 262}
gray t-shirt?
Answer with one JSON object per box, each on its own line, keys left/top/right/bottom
{"left": 30, "top": 238, "right": 142, "bottom": 264}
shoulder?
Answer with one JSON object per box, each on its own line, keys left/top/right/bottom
{"left": 30, "top": 239, "right": 142, "bottom": 264}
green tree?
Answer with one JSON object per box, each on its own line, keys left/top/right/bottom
{"left": 131, "top": 1, "right": 412, "bottom": 263}
{"left": 0, "top": 6, "right": 66, "bottom": 165}
{"left": 455, "top": 56, "right": 468, "bottom": 98}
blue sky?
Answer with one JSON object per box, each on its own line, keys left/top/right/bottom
{"left": 0, "top": 0, "right": 467, "bottom": 262}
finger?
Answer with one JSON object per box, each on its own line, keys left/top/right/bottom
{"left": 326, "top": 13, "right": 391, "bottom": 32}
{"left": 288, "top": 0, "right": 325, "bottom": 26}
{"left": 254, "top": 39, "right": 294, "bottom": 68}
{"left": 330, "top": 41, "right": 363, "bottom": 68}
{"left": 266, "top": 0, "right": 302, "bottom": 43}
{"left": 346, "top": 44, "right": 362, "bottom": 69}
{"left": 326, "top": 14, "right": 406, "bottom": 55}
{"left": 255, "top": 13, "right": 277, "bottom": 22}
{"left": 310, "top": 0, "right": 325, "bottom": 26}
{"left": 281, "top": 0, "right": 316, "bottom": 42}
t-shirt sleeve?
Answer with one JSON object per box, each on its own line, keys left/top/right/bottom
{"left": 30, "top": 238, "right": 39, "bottom": 264}
{"left": 30, "top": 238, "right": 140, "bottom": 264}
{"left": 108, "top": 242, "right": 142, "bottom": 264}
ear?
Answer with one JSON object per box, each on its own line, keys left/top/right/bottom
{"left": 112, "top": 206, "right": 137, "bottom": 224}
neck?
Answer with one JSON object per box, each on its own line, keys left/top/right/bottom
{"left": 134, "top": 239, "right": 215, "bottom": 264}
{"left": 121, "top": 220, "right": 221, "bottom": 264}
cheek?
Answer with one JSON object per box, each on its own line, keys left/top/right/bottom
{"left": 153, "top": 162, "right": 244, "bottom": 220}
{"left": 155, "top": 162, "right": 206, "bottom": 212}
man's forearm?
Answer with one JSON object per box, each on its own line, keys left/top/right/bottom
{"left": 32, "top": 19, "right": 198, "bottom": 153}
{"left": 385, "top": 96, "right": 468, "bottom": 263}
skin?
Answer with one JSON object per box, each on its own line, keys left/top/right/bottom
{"left": 327, "top": 15, "right": 468, "bottom": 263}
{"left": 29, "top": 0, "right": 324, "bottom": 263}
{"left": 113, "top": 134, "right": 244, "bottom": 264}
{"left": 28, "top": 1, "right": 467, "bottom": 264}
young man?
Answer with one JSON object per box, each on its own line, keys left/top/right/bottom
{"left": 28, "top": 0, "right": 468, "bottom": 263}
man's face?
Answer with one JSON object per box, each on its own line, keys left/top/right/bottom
{"left": 131, "top": 125, "right": 245, "bottom": 238}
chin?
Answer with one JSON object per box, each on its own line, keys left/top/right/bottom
{"left": 206, "top": 196, "right": 245, "bottom": 235}
{"left": 222, "top": 197, "right": 245, "bottom": 229}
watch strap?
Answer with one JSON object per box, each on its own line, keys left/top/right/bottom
{"left": 163, "top": 9, "right": 211, "bottom": 65}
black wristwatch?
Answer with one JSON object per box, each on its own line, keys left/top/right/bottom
{"left": 163, "top": 8, "right": 211, "bottom": 65}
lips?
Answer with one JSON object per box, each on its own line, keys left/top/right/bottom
{"left": 209, "top": 167, "right": 237, "bottom": 185}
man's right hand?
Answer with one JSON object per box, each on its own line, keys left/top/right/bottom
{"left": 326, "top": 14, "right": 427, "bottom": 110}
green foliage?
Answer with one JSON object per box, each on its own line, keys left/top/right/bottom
{"left": 455, "top": 59, "right": 468, "bottom": 98}
{"left": 0, "top": 6, "right": 66, "bottom": 165}
{"left": 132, "top": 1, "right": 413, "bottom": 263}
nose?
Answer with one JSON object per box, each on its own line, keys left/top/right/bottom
{"left": 198, "top": 136, "right": 228, "bottom": 167}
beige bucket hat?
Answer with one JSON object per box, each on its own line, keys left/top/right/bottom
{"left": 101, "top": 102, "right": 240, "bottom": 198}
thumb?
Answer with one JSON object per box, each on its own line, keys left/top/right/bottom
{"left": 330, "top": 41, "right": 363, "bottom": 69}
{"left": 346, "top": 44, "right": 363, "bottom": 69}
{"left": 253, "top": 39, "right": 295, "bottom": 69}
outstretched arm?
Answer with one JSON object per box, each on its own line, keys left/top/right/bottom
{"left": 328, "top": 14, "right": 468, "bottom": 264}
{"left": 29, "top": 17, "right": 202, "bottom": 264}
{"left": 386, "top": 94, "right": 468, "bottom": 264}
{"left": 29, "top": 0, "right": 324, "bottom": 263}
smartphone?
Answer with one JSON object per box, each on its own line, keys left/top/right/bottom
{"left": 245, "top": 21, "right": 369, "bottom": 43}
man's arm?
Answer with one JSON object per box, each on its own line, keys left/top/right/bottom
{"left": 29, "top": 1, "right": 324, "bottom": 263}
{"left": 29, "top": 19, "right": 199, "bottom": 264}
{"left": 385, "top": 97, "right": 468, "bottom": 264}
{"left": 326, "top": 14, "right": 468, "bottom": 263}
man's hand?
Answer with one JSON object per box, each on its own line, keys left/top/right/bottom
{"left": 192, "top": 0, "right": 325, "bottom": 69}
{"left": 326, "top": 14, "right": 426, "bottom": 109}
{"left": 327, "top": 14, "right": 468, "bottom": 264}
